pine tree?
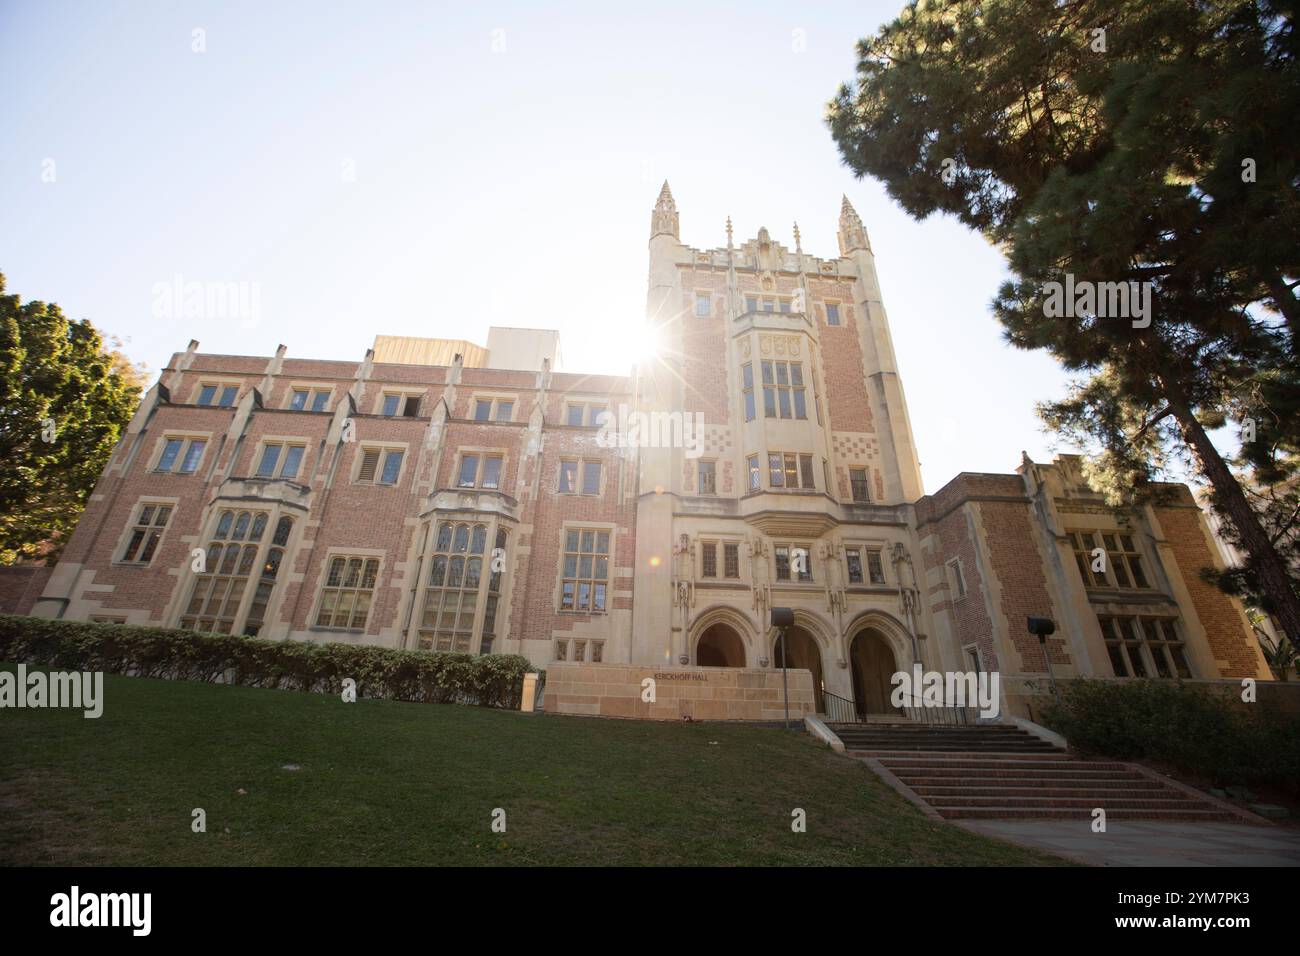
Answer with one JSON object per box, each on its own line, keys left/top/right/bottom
{"left": 828, "top": 0, "right": 1300, "bottom": 641}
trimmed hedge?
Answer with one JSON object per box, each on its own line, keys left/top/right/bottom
{"left": 0, "top": 614, "right": 540, "bottom": 710}
{"left": 1042, "top": 678, "right": 1300, "bottom": 789}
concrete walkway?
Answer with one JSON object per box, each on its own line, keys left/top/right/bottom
{"left": 957, "top": 819, "right": 1300, "bottom": 866}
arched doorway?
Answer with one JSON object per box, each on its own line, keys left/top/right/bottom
{"left": 696, "top": 623, "right": 746, "bottom": 667}
{"left": 772, "top": 626, "right": 825, "bottom": 712}
{"left": 849, "top": 629, "right": 901, "bottom": 717}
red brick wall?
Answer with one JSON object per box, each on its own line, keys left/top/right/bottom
{"left": 979, "top": 499, "right": 1069, "bottom": 671}
{"left": 1155, "top": 499, "right": 1261, "bottom": 678}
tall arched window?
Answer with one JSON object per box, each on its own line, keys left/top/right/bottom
{"left": 479, "top": 528, "right": 508, "bottom": 654}
{"left": 181, "top": 509, "right": 265, "bottom": 634}
{"left": 181, "top": 509, "right": 294, "bottom": 636}
{"left": 244, "top": 516, "right": 294, "bottom": 636}
{"left": 420, "top": 520, "right": 501, "bottom": 653}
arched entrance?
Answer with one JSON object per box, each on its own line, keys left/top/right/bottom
{"left": 849, "top": 629, "right": 901, "bottom": 717}
{"left": 696, "top": 623, "right": 746, "bottom": 667}
{"left": 772, "top": 626, "right": 825, "bottom": 712}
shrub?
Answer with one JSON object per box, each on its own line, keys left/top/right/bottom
{"left": 1042, "top": 678, "right": 1300, "bottom": 790}
{"left": 0, "top": 614, "right": 540, "bottom": 709}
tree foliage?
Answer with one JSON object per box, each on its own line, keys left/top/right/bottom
{"left": 0, "top": 273, "right": 142, "bottom": 564}
{"left": 828, "top": 0, "right": 1300, "bottom": 638}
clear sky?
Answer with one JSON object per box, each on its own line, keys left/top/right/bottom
{"left": 1, "top": 0, "right": 1132, "bottom": 494}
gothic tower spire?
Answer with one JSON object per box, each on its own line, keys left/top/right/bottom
{"left": 837, "top": 194, "right": 871, "bottom": 255}
{"left": 651, "top": 180, "right": 679, "bottom": 241}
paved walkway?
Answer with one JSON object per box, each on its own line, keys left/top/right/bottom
{"left": 957, "top": 819, "right": 1300, "bottom": 866}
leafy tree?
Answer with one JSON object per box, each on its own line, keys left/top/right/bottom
{"left": 828, "top": 0, "right": 1300, "bottom": 643}
{"left": 0, "top": 273, "right": 142, "bottom": 564}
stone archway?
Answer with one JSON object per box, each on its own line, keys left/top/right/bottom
{"left": 696, "top": 622, "right": 747, "bottom": 667}
{"left": 772, "top": 625, "right": 825, "bottom": 712}
{"left": 849, "top": 629, "right": 901, "bottom": 717}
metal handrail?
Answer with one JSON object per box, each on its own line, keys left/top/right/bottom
{"left": 821, "top": 688, "right": 861, "bottom": 723}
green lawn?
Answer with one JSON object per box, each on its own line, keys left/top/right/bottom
{"left": 0, "top": 665, "right": 1063, "bottom": 866}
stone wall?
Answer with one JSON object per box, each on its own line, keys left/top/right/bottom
{"left": 542, "top": 662, "right": 815, "bottom": 721}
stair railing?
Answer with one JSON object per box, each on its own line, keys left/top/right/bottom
{"left": 821, "top": 688, "right": 861, "bottom": 724}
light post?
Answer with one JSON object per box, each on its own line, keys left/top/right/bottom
{"left": 772, "top": 607, "right": 795, "bottom": 730}
{"left": 1028, "top": 616, "right": 1059, "bottom": 700}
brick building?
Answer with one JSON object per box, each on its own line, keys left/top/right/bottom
{"left": 32, "top": 184, "right": 1271, "bottom": 717}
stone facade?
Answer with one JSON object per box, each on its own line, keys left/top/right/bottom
{"left": 30, "top": 184, "right": 1271, "bottom": 719}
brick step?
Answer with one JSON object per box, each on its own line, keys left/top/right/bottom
{"left": 870, "top": 750, "right": 1076, "bottom": 761}
{"left": 845, "top": 743, "right": 1061, "bottom": 752}
{"left": 830, "top": 723, "right": 1032, "bottom": 732}
{"left": 910, "top": 784, "right": 1167, "bottom": 798}
{"left": 933, "top": 806, "right": 1238, "bottom": 821}
{"left": 832, "top": 730, "right": 1044, "bottom": 739}
{"left": 837, "top": 728, "right": 1040, "bottom": 738}
{"left": 889, "top": 764, "right": 1144, "bottom": 780}
{"left": 876, "top": 758, "right": 1128, "bottom": 772}
{"left": 929, "top": 795, "right": 1203, "bottom": 810}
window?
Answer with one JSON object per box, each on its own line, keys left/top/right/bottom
{"left": 480, "top": 528, "right": 508, "bottom": 655}
{"left": 381, "top": 394, "right": 401, "bottom": 416}
{"left": 775, "top": 544, "right": 813, "bottom": 583}
{"left": 473, "top": 397, "right": 514, "bottom": 422}
{"left": 560, "top": 528, "right": 610, "bottom": 612}
{"left": 1100, "top": 616, "right": 1192, "bottom": 679}
{"left": 850, "top": 467, "right": 871, "bottom": 503}
{"left": 591, "top": 641, "right": 604, "bottom": 663}
{"left": 741, "top": 363, "right": 755, "bottom": 422}
{"left": 846, "top": 548, "right": 864, "bottom": 584}
{"left": 754, "top": 296, "right": 793, "bottom": 313}
{"left": 745, "top": 295, "right": 758, "bottom": 313}
{"left": 565, "top": 402, "right": 607, "bottom": 427}
{"left": 866, "top": 549, "right": 886, "bottom": 585}
{"left": 421, "top": 521, "right": 496, "bottom": 653}
{"left": 181, "top": 509, "right": 271, "bottom": 634}
{"left": 120, "top": 503, "right": 172, "bottom": 564}
{"left": 1070, "top": 530, "right": 1150, "bottom": 590}
{"left": 767, "top": 452, "right": 815, "bottom": 490}
{"left": 315, "top": 555, "right": 379, "bottom": 630}
{"left": 698, "top": 460, "right": 716, "bottom": 495}
{"left": 155, "top": 437, "right": 207, "bottom": 474}
{"left": 555, "top": 640, "right": 568, "bottom": 661}
{"left": 747, "top": 455, "right": 761, "bottom": 492}
{"left": 946, "top": 558, "right": 967, "bottom": 600}
{"left": 455, "top": 453, "right": 502, "bottom": 490}
{"left": 826, "top": 303, "right": 841, "bottom": 326}
{"left": 357, "top": 447, "right": 403, "bottom": 485}
{"left": 559, "top": 459, "right": 602, "bottom": 495}
{"left": 701, "top": 542, "right": 717, "bottom": 578}
{"left": 458, "top": 454, "right": 479, "bottom": 488}
{"left": 197, "top": 383, "right": 238, "bottom": 407}
{"left": 289, "top": 388, "right": 330, "bottom": 412}
{"left": 695, "top": 292, "right": 711, "bottom": 317}
{"left": 760, "top": 361, "right": 806, "bottom": 420}
{"left": 244, "top": 516, "right": 293, "bottom": 637}
{"left": 255, "top": 443, "right": 306, "bottom": 479}
{"left": 723, "top": 542, "right": 740, "bottom": 579}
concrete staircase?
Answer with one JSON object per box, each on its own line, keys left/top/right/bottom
{"left": 830, "top": 721, "right": 1240, "bottom": 821}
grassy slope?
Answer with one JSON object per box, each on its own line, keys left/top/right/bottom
{"left": 0, "top": 666, "right": 1062, "bottom": 866}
